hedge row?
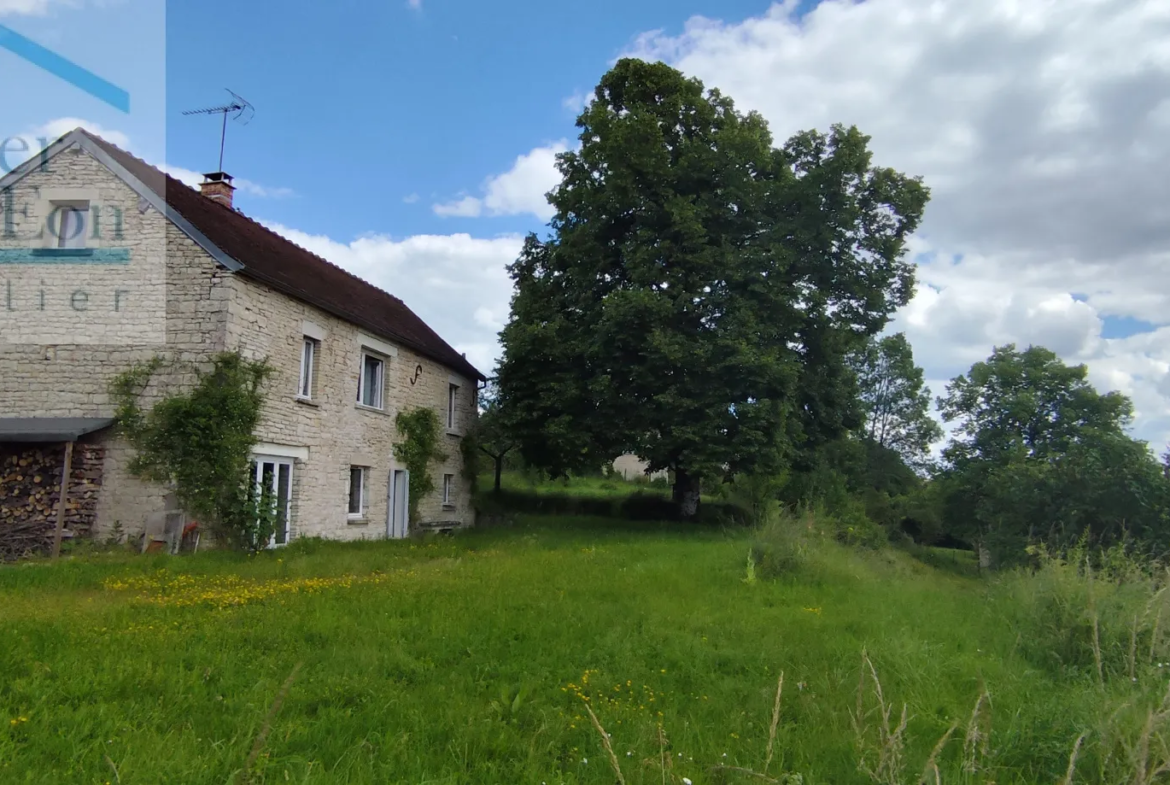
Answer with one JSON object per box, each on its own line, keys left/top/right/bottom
{"left": 474, "top": 488, "right": 752, "bottom": 526}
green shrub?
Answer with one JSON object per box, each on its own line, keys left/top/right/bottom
{"left": 110, "top": 352, "right": 273, "bottom": 552}
{"left": 750, "top": 509, "right": 824, "bottom": 579}
{"left": 831, "top": 502, "right": 889, "bottom": 550}
{"left": 393, "top": 408, "right": 447, "bottom": 523}
{"left": 995, "top": 537, "right": 1170, "bottom": 682}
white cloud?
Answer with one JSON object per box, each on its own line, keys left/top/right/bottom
{"left": 1, "top": 119, "right": 130, "bottom": 171}
{"left": 402, "top": 193, "right": 420, "bottom": 204}
{"left": 161, "top": 165, "right": 293, "bottom": 199}
{"left": 0, "top": 0, "right": 66, "bottom": 15}
{"left": 562, "top": 90, "right": 591, "bottom": 113}
{"left": 261, "top": 223, "right": 521, "bottom": 375}
{"left": 161, "top": 164, "right": 202, "bottom": 189}
{"left": 434, "top": 140, "right": 571, "bottom": 221}
{"left": 406, "top": 0, "right": 421, "bottom": 9}
{"left": 234, "top": 180, "right": 295, "bottom": 199}
{"left": 433, "top": 195, "right": 484, "bottom": 218}
{"left": 624, "top": 0, "right": 1170, "bottom": 447}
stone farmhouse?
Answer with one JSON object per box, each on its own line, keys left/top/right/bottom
{"left": 0, "top": 129, "right": 484, "bottom": 549}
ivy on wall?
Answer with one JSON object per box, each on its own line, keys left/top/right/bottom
{"left": 110, "top": 351, "right": 273, "bottom": 551}
{"left": 393, "top": 407, "right": 447, "bottom": 523}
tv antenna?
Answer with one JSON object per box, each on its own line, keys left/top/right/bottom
{"left": 181, "top": 89, "right": 255, "bottom": 173}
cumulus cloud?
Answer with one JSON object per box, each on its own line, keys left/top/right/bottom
{"left": 625, "top": 0, "right": 1170, "bottom": 447}
{"left": 261, "top": 223, "right": 522, "bottom": 374}
{"left": 434, "top": 140, "right": 570, "bottom": 220}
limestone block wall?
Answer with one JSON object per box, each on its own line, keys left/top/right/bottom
{"left": 225, "top": 273, "right": 478, "bottom": 540}
{"left": 0, "top": 144, "right": 230, "bottom": 537}
{"left": 1, "top": 140, "right": 479, "bottom": 544}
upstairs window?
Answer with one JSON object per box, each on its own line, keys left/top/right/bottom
{"left": 358, "top": 352, "right": 385, "bottom": 409}
{"left": 298, "top": 338, "right": 318, "bottom": 399}
{"left": 53, "top": 203, "right": 90, "bottom": 249}
{"left": 447, "top": 383, "right": 458, "bottom": 429}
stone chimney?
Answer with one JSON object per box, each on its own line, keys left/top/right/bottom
{"left": 200, "top": 171, "right": 235, "bottom": 208}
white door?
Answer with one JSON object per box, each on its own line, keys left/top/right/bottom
{"left": 253, "top": 456, "right": 293, "bottom": 547}
{"left": 387, "top": 469, "right": 409, "bottom": 539}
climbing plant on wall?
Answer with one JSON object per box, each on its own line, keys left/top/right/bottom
{"left": 393, "top": 407, "right": 447, "bottom": 523}
{"left": 110, "top": 351, "right": 273, "bottom": 552}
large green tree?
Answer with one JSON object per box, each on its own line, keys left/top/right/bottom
{"left": 496, "top": 58, "right": 929, "bottom": 516}
{"left": 849, "top": 332, "right": 942, "bottom": 468}
{"left": 937, "top": 344, "right": 1170, "bottom": 565}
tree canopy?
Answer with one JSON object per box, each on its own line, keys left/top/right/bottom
{"left": 496, "top": 58, "right": 929, "bottom": 516}
{"left": 936, "top": 344, "right": 1170, "bottom": 565}
{"left": 849, "top": 332, "right": 941, "bottom": 469}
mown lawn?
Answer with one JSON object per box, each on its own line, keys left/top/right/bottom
{"left": 0, "top": 517, "right": 1118, "bottom": 784}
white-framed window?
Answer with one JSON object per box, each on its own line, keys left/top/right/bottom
{"left": 443, "top": 473, "right": 454, "bottom": 505}
{"left": 252, "top": 456, "right": 294, "bottom": 547}
{"left": 348, "top": 466, "right": 368, "bottom": 519}
{"left": 447, "top": 383, "right": 459, "bottom": 429}
{"left": 298, "top": 338, "right": 318, "bottom": 399}
{"left": 358, "top": 352, "right": 385, "bottom": 409}
{"left": 53, "top": 203, "right": 90, "bottom": 249}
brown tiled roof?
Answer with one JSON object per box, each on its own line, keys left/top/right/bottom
{"left": 79, "top": 130, "right": 484, "bottom": 381}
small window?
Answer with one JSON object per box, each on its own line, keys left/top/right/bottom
{"left": 298, "top": 338, "right": 318, "bottom": 399}
{"left": 348, "top": 466, "right": 367, "bottom": 518}
{"left": 447, "top": 383, "right": 458, "bottom": 429}
{"left": 443, "top": 473, "right": 454, "bottom": 505}
{"left": 54, "top": 203, "right": 90, "bottom": 249}
{"left": 358, "top": 352, "right": 385, "bottom": 409}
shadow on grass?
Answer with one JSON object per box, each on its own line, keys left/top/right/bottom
{"left": 903, "top": 543, "right": 980, "bottom": 577}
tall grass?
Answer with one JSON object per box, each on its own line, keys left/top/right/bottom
{"left": 4, "top": 515, "right": 1170, "bottom": 783}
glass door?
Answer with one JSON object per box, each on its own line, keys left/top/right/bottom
{"left": 253, "top": 456, "right": 293, "bottom": 547}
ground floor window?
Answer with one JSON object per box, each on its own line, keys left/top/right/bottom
{"left": 348, "top": 466, "right": 368, "bottom": 519}
{"left": 252, "top": 456, "right": 293, "bottom": 547}
{"left": 443, "top": 473, "right": 454, "bottom": 506}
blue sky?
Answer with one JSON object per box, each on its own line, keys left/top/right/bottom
{"left": 165, "top": 0, "right": 785, "bottom": 240}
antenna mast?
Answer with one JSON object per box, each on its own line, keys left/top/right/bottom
{"left": 181, "top": 89, "right": 255, "bottom": 172}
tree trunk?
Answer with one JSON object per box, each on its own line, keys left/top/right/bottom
{"left": 672, "top": 469, "right": 701, "bottom": 519}
{"left": 493, "top": 455, "right": 504, "bottom": 494}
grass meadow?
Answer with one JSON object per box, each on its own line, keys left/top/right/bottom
{"left": 1, "top": 510, "right": 1168, "bottom": 784}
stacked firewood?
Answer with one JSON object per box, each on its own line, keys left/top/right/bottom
{"left": 0, "top": 445, "right": 104, "bottom": 560}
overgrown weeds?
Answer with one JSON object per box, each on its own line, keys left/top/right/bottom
{"left": 749, "top": 505, "right": 888, "bottom": 580}
{"left": 995, "top": 537, "right": 1170, "bottom": 683}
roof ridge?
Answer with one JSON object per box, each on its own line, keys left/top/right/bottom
{"left": 78, "top": 128, "right": 413, "bottom": 309}
{"left": 72, "top": 127, "right": 483, "bottom": 380}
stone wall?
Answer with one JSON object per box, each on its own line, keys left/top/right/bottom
{"left": 224, "top": 273, "right": 478, "bottom": 540}
{"left": 0, "top": 142, "right": 231, "bottom": 538}
{"left": 1, "top": 137, "right": 480, "bottom": 544}
{"left": 0, "top": 442, "right": 104, "bottom": 559}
